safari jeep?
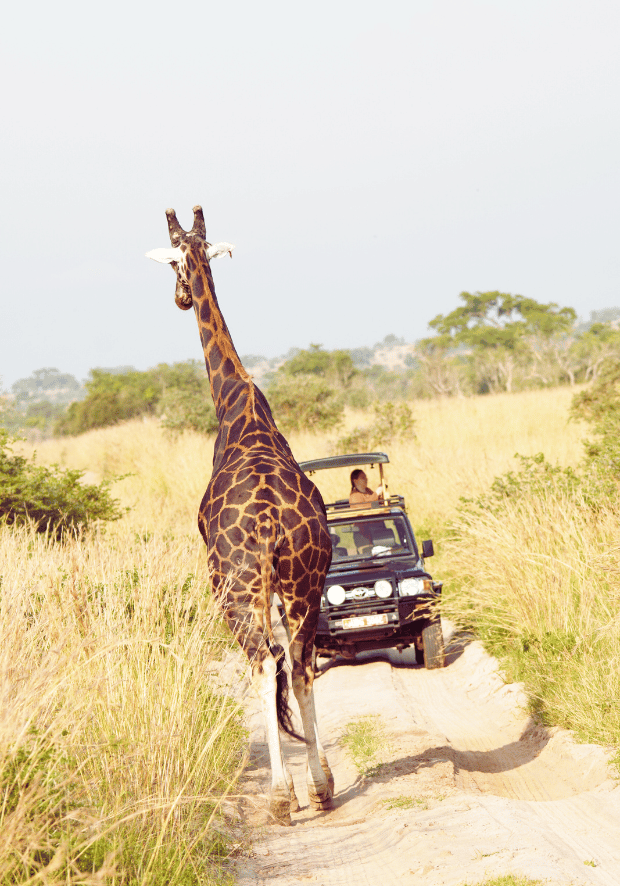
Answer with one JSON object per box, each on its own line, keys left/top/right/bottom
{"left": 298, "top": 452, "right": 445, "bottom": 668}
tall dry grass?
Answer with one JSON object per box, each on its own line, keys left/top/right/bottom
{"left": 442, "top": 487, "right": 620, "bottom": 750}
{"left": 289, "top": 386, "right": 587, "bottom": 537}
{"left": 25, "top": 420, "right": 216, "bottom": 535}
{"left": 0, "top": 521, "right": 245, "bottom": 885}
{"left": 27, "top": 386, "right": 585, "bottom": 536}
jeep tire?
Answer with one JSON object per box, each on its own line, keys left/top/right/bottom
{"left": 422, "top": 620, "right": 445, "bottom": 669}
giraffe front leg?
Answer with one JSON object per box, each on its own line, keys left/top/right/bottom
{"left": 291, "top": 672, "right": 334, "bottom": 811}
{"left": 253, "top": 654, "right": 293, "bottom": 825}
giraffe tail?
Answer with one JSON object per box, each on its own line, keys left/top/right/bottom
{"left": 267, "top": 639, "right": 306, "bottom": 743}
{"left": 257, "top": 513, "right": 306, "bottom": 744}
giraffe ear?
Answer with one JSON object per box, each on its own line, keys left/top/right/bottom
{"left": 206, "top": 242, "right": 235, "bottom": 260}
{"left": 145, "top": 247, "right": 184, "bottom": 264}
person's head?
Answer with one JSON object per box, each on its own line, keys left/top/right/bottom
{"left": 350, "top": 469, "right": 367, "bottom": 492}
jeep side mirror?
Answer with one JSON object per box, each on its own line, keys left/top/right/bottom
{"left": 422, "top": 539, "right": 434, "bottom": 559}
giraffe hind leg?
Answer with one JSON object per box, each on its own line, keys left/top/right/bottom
{"left": 288, "top": 632, "right": 334, "bottom": 811}
{"left": 225, "top": 607, "right": 296, "bottom": 824}
{"left": 251, "top": 650, "right": 294, "bottom": 825}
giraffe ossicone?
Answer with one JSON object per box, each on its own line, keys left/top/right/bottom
{"left": 147, "top": 205, "right": 333, "bottom": 825}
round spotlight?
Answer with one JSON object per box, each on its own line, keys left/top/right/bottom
{"left": 374, "top": 580, "right": 392, "bottom": 598}
{"left": 400, "top": 577, "right": 423, "bottom": 596}
{"left": 326, "top": 585, "right": 346, "bottom": 605}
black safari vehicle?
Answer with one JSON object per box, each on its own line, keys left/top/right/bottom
{"left": 298, "top": 452, "right": 445, "bottom": 669}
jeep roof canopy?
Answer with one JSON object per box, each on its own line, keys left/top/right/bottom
{"left": 298, "top": 452, "right": 390, "bottom": 474}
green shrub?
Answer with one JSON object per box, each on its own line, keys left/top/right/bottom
{"left": 571, "top": 360, "right": 620, "bottom": 482}
{"left": 159, "top": 387, "right": 219, "bottom": 435}
{"left": 0, "top": 431, "right": 124, "bottom": 538}
{"left": 267, "top": 373, "right": 344, "bottom": 434}
{"left": 277, "top": 343, "right": 359, "bottom": 389}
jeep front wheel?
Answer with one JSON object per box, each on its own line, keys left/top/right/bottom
{"left": 422, "top": 620, "right": 445, "bottom": 669}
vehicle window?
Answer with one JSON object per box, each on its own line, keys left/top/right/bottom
{"left": 329, "top": 517, "right": 414, "bottom": 561}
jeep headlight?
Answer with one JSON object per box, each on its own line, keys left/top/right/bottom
{"left": 374, "top": 579, "right": 392, "bottom": 598}
{"left": 399, "top": 578, "right": 432, "bottom": 596}
{"left": 326, "top": 585, "right": 346, "bottom": 606}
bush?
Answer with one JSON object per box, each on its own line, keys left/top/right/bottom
{"left": 278, "top": 343, "right": 359, "bottom": 389}
{"left": 570, "top": 359, "right": 620, "bottom": 482}
{"left": 267, "top": 374, "right": 344, "bottom": 434}
{"left": 0, "top": 431, "right": 124, "bottom": 538}
{"left": 159, "top": 387, "right": 219, "bottom": 434}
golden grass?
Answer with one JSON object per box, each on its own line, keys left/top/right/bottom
{"left": 22, "top": 421, "right": 216, "bottom": 536}
{"left": 0, "top": 521, "right": 245, "bottom": 884}
{"left": 443, "top": 488, "right": 620, "bottom": 748}
{"left": 289, "top": 386, "right": 587, "bottom": 536}
{"left": 25, "top": 386, "right": 586, "bottom": 537}
{"left": 5, "top": 381, "right": 616, "bottom": 884}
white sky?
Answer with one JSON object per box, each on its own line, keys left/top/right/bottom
{"left": 2, "top": 0, "right": 619, "bottom": 387}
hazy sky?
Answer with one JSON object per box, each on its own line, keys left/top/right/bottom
{"left": 2, "top": 0, "right": 619, "bottom": 388}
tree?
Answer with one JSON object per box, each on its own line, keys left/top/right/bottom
{"left": 429, "top": 291, "right": 576, "bottom": 393}
{"left": 572, "top": 323, "right": 620, "bottom": 383}
{"left": 414, "top": 334, "right": 468, "bottom": 397}
{"left": 11, "top": 368, "right": 83, "bottom": 406}
{"left": 266, "top": 374, "right": 344, "bottom": 435}
{"left": 277, "top": 343, "right": 359, "bottom": 389}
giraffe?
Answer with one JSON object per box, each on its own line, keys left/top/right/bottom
{"left": 146, "top": 205, "right": 334, "bottom": 825}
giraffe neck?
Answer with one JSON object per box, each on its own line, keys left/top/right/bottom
{"left": 187, "top": 254, "right": 255, "bottom": 423}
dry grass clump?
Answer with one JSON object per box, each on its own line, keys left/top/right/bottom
{"left": 443, "top": 488, "right": 620, "bottom": 748}
{"left": 0, "top": 522, "right": 245, "bottom": 885}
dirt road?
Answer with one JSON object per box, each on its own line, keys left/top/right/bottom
{"left": 233, "top": 622, "right": 620, "bottom": 886}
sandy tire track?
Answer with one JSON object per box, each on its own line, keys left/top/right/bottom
{"left": 232, "top": 621, "right": 620, "bottom": 886}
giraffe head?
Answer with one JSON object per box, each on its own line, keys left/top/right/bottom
{"left": 146, "top": 205, "right": 234, "bottom": 310}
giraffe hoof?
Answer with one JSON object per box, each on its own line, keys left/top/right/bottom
{"left": 308, "top": 793, "right": 333, "bottom": 811}
{"left": 269, "top": 793, "right": 293, "bottom": 826}
{"left": 308, "top": 783, "right": 334, "bottom": 811}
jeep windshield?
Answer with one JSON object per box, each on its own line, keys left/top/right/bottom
{"left": 328, "top": 515, "right": 416, "bottom": 563}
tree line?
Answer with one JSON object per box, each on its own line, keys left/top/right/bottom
{"left": 417, "top": 291, "right": 620, "bottom": 396}
{"left": 2, "top": 292, "right": 620, "bottom": 439}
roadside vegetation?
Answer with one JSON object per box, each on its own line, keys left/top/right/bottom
{"left": 443, "top": 365, "right": 620, "bottom": 753}
{"left": 1, "top": 375, "right": 617, "bottom": 881}
{"left": 0, "top": 430, "right": 123, "bottom": 538}
{"left": 0, "top": 435, "right": 246, "bottom": 885}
